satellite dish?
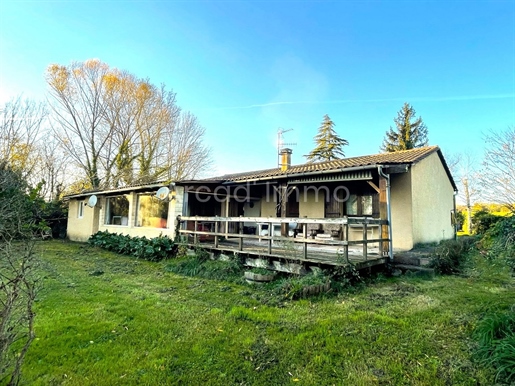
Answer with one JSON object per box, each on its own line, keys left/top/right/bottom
{"left": 156, "top": 187, "right": 170, "bottom": 201}
{"left": 86, "top": 195, "right": 98, "bottom": 208}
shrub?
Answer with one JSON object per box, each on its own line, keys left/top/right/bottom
{"left": 0, "top": 163, "right": 39, "bottom": 384}
{"left": 167, "top": 253, "right": 244, "bottom": 280}
{"left": 247, "top": 267, "right": 275, "bottom": 275}
{"left": 88, "top": 231, "right": 177, "bottom": 261}
{"left": 274, "top": 271, "right": 330, "bottom": 300}
{"left": 480, "top": 216, "right": 515, "bottom": 272}
{"left": 472, "top": 210, "right": 503, "bottom": 235}
{"left": 455, "top": 210, "right": 465, "bottom": 232}
{"left": 429, "top": 238, "right": 474, "bottom": 275}
{"left": 474, "top": 309, "right": 515, "bottom": 383}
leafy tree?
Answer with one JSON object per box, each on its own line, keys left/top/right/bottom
{"left": 305, "top": 115, "right": 348, "bottom": 162}
{"left": 0, "top": 163, "right": 40, "bottom": 385}
{"left": 381, "top": 103, "right": 428, "bottom": 152}
{"left": 479, "top": 126, "right": 515, "bottom": 213}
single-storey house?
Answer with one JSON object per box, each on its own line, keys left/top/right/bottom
{"left": 65, "top": 146, "right": 457, "bottom": 255}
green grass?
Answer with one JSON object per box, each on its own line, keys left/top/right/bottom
{"left": 16, "top": 241, "right": 515, "bottom": 385}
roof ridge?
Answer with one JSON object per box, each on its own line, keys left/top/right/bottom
{"left": 210, "top": 146, "right": 439, "bottom": 181}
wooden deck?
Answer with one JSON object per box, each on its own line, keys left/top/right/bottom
{"left": 179, "top": 215, "right": 390, "bottom": 272}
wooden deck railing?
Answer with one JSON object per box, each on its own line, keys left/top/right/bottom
{"left": 178, "top": 216, "right": 389, "bottom": 263}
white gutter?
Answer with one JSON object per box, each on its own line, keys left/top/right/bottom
{"left": 378, "top": 166, "right": 394, "bottom": 262}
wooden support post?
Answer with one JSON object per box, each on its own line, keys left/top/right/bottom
{"left": 280, "top": 184, "right": 288, "bottom": 237}
{"left": 268, "top": 222, "right": 272, "bottom": 254}
{"left": 362, "top": 218, "right": 368, "bottom": 260}
{"left": 214, "top": 220, "right": 219, "bottom": 248}
{"left": 224, "top": 194, "right": 230, "bottom": 239}
{"left": 379, "top": 176, "right": 389, "bottom": 256}
{"left": 303, "top": 221, "right": 308, "bottom": 259}
{"left": 343, "top": 218, "right": 349, "bottom": 263}
{"left": 238, "top": 216, "right": 243, "bottom": 251}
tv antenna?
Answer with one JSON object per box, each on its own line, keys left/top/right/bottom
{"left": 277, "top": 128, "right": 296, "bottom": 168}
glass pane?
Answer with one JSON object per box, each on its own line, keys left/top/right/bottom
{"left": 137, "top": 194, "right": 169, "bottom": 228}
{"left": 362, "top": 195, "right": 373, "bottom": 216}
{"left": 105, "top": 196, "right": 130, "bottom": 225}
{"left": 346, "top": 195, "right": 358, "bottom": 215}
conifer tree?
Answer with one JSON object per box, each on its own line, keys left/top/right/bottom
{"left": 305, "top": 115, "right": 349, "bottom": 162}
{"left": 381, "top": 103, "right": 428, "bottom": 152}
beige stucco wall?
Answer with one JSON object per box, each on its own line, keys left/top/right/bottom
{"left": 390, "top": 171, "right": 414, "bottom": 251}
{"left": 67, "top": 187, "right": 185, "bottom": 242}
{"left": 260, "top": 197, "right": 277, "bottom": 217}
{"left": 258, "top": 188, "right": 325, "bottom": 219}
{"left": 67, "top": 199, "right": 101, "bottom": 242}
{"left": 243, "top": 200, "right": 261, "bottom": 226}
{"left": 410, "top": 152, "right": 455, "bottom": 245}
{"left": 299, "top": 189, "right": 325, "bottom": 218}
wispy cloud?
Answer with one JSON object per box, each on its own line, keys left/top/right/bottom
{"left": 199, "top": 93, "right": 515, "bottom": 111}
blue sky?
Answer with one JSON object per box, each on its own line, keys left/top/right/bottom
{"left": 1, "top": 0, "right": 514, "bottom": 176}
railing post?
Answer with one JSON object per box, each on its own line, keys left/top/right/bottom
{"left": 214, "top": 219, "right": 219, "bottom": 248}
{"left": 194, "top": 218, "right": 198, "bottom": 245}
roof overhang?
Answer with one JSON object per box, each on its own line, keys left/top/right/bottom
{"left": 64, "top": 182, "right": 172, "bottom": 200}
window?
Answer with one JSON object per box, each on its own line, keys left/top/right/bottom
{"left": 78, "top": 201, "right": 84, "bottom": 218}
{"left": 346, "top": 195, "right": 358, "bottom": 216}
{"left": 105, "top": 196, "right": 130, "bottom": 225}
{"left": 362, "top": 195, "right": 373, "bottom": 216}
{"left": 136, "top": 194, "right": 169, "bottom": 228}
{"left": 346, "top": 194, "right": 374, "bottom": 217}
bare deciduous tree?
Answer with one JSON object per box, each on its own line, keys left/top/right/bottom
{"left": 479, "top": 126, "right": 515, "bottom": 213}
{"left": 46, "top": 59, "right": 113, "bottom": 189}
{"left": 134, "top": 84, "right": 180, "bottom": 183}
{"left": 47, "top": 59, "right": 211, "bottom": 188}
{"left": 456, "top": 153, "right": 481, "bottom": 233}
{"left": 36, "top": 137, "right": 70, "bottom": 201}
{"left": 0, "top": 97, "right": 47, "bottom": 180}
{"left": 163, "top": 111, "right": 212, "bottom": 181}
{"left": 0, "top": 97, "right": 72, "bottom": 201}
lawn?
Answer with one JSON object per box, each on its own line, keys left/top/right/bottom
{"left": 18, "top": 240, "right": 515, "bottom": 385}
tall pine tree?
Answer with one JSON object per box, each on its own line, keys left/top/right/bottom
{"left": 305, "top": 114, "right": 349, "bottom": 162}
{"left": 381, "top": 103, "right": 428, "bottom": 152}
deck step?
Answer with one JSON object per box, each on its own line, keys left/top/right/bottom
{"left": 393, "top": 264, "right": 435, "bottom": 278}
{"left": 393, "top": 255, "right": 432, "bottom": 267}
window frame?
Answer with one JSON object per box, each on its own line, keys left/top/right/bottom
{"left": 78, "top": 201, "right": 84, "bottom": 218}
{"left": 345, "top": 194, "right": 376, "bottom": 217}
{"left": 104, "top": 195, "right": 130, "bottom": 226}
{"left": 136, "top": 193, "right": 169, "bottom": 228}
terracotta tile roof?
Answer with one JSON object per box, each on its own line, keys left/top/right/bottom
{"left": 65, "top": 146, "right": 457, "bottom": 199}
{"left": 209, "top": 146, "right": 442, "bottom": 182}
